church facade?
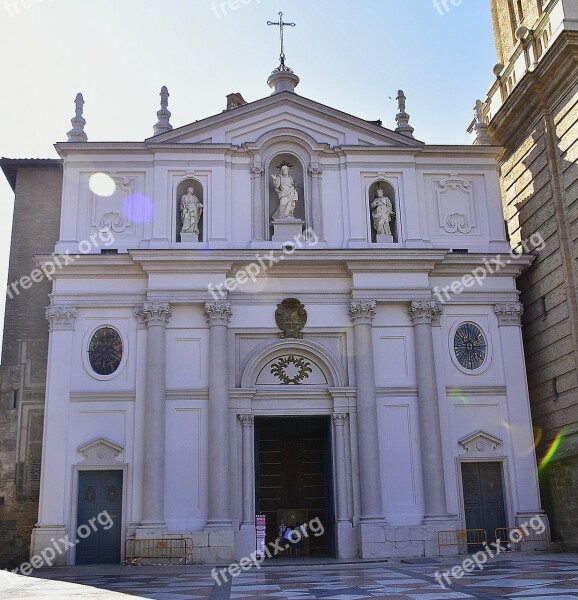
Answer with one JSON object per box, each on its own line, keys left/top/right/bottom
{"left": 4, "top": 63, "right": 547, "bottom": 564}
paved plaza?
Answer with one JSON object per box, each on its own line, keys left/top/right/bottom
{"left": 2, "top": 554, "right": 578, "bottom": 599}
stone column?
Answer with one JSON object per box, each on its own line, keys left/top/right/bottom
{"left": 409, "top": 300, "right": 448, "bottom": 521}
{"left": 135, "top": 301, "right": 171, "bottom": 530}
{"left": 349, "top": 301, "right": 384, "bottom": 522}
{"left": 333, "top": 413, "right": 349, "bottom": 522}
{"left": 31, "top": 305, "right": 78, "bottom": 565}
{"left": 495, "top": 303, "right": 547, "bottom": 530}
{"left": 205, "top": 301, "right": 233, "bottom": 528}
{"left": 308, "top": 163, "right": 324, "bottom": 240}
{"left": 251, "top": 163, "right": 265, "bottom": 242}
{"left": 238, "top": 414, "right": 255, "bottom": 525}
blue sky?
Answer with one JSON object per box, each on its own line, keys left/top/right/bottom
{"left": 0, "top": 0, "right": 497, "bottom": 353}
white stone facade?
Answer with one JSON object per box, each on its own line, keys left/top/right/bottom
{"left": 32, "top": 80, "right": 546, "bottom": 563}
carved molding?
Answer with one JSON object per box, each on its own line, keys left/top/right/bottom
{"left": 46, "top": 305, "right": 78, "bottom": 331}
{"left": 458, "top": 430, "right": 503, "bottom": 456}
{"left": 238, "top": 414, "right": 255, "bottom": 427}
{"left": 409, "top": 300, "right": 443, "bottom": 325}
{"left": 494, "top": 303, "right": 523, "bottom": 326}
{"left": 205, "top": 301, "right": 232, "bottom": 326}
{"left": 349, "top": 300, "right": 376, "bottom": 324}
{"left": 98, "top": 211, "right": 128, "bottom": 233}
{"left": 78, "top": 437, "right": 124, "bottom": 465}
{"left": 332, "top": 413, "right": 348, "bottom": 426}
{"left": 437, "top": 176, "right": 475, "bottom": 234}
{"left": 134, "top": 302, "right": 172, "bottom": 327}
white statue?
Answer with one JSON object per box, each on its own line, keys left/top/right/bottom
{"left": 371, "top": 188, "right": 395, "bottom": 236}
{"left": 272, "top": 164, "right": 299, "bottom": 220}
{"left": 180, "top": 186, "right": 203, "bottom": 235}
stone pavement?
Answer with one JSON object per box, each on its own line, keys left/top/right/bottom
{"left": 2, "top": 553, "right": 578, "bottom": 599}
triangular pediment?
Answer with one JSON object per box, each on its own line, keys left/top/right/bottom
{"left": 146, "top": 92, "right": 423, "bottom": 149}
{"left": 458, "top": 430, "right": 503, "bottom": 456}
{"left": 78, "top": 437, "right": 124, "bottom": 465}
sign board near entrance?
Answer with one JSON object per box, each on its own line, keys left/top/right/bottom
{"left": 256, "top": 514, "right": 266, "bottom": 558}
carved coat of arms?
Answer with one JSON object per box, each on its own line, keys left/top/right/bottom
{"left": 275, "top": 298, "right": 307, "bottom": 339}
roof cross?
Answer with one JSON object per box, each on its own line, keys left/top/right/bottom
{"left": 267, "top": 12, "right": 296, "bottom": 71}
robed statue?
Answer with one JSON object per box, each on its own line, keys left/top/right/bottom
{"left": 371, "top": 188, "right": 395, "bottom": 236}
{"left": 180, "top": 186, "right": 203, "bottom": 235}
{"left": 272, "top": 164, "right": 299, "bottom": 219}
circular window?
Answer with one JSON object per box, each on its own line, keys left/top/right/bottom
{"left": 453, "top": 322, "right": 487, "bottom": 371}
{"left": 88, "top": 327, "right": 123, "bottom": 376}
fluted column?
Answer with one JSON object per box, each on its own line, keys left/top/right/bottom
{"left": 333, "top": 413, "right": 350, "bottom": 522}
{"left": 134, "top": 301, "right": 171, "bottom": 529}
{"left": 205, "top": 301, "right": 233, "bottom": 527}
{"left": 349, "top": 300, "right": 384, "bottom": 522}
{"left": 238, "top": 415, "right": 255, "bottom": 525}
{"left": 409, "top": 300, "right": 448, "bottom": 521}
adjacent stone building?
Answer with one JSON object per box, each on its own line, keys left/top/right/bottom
{"left": 475, "top": 0, "right": 578, "bottom": 548}
{"left": 0, "top": 159, "right": 62, "bottom": 566}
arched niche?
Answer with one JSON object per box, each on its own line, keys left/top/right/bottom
{"left": 267, "top": 153, "right": 305, "bottom": 240}
{"left": 368, "top": 180, "right": 398, "bottom": 243}
{"left": 176, "top": 178, "right": 204, "bottom": 242}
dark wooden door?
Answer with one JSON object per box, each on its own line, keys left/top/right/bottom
{"left": 76, "top": 470, "right": 123, "bottom": 564}
{"left": 461, "top": 462, "right": 506, "bottom": 544}
{"left": 255, "top": 417, "right": 335, "bottom": 556}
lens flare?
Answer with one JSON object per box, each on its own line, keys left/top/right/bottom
{"left": 539, "top": 431, "right": 564, "bottom": 472}
{"left": 123, "top": 194, "right": 156, "bottom": 223}
{"left": 89, "top": 173, "right": 116, "bottom": 197}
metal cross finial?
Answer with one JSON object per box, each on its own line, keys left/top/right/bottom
{"left": 267, "top": 12, "right": 296, "bottom": 70}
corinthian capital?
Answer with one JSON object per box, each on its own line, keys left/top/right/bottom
{"left": 494, "top": 302, "right": 523, "bottom": 326}
{"left": 332, "top": 413, "right": 348, "bottom": 426}
{"left": 134, "top": 302, "right": 172, "bottom": 327}
{"left": 349, "top": 300, "right": 376, "bottom": 324}
{"left": 409, "top": 300, "right": 443, "bottom": 325}
{"left": 46, "top": 305, "right": 78, "bottom": 331}
{"left": 238, "top": 414, "right": 254, "bottom": 427}
{"left": 205, "top": 301, "right": 232, "bottom": 326}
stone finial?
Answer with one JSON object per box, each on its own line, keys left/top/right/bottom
{"left": 67, "top": 93, "right": 87, "bottom": 142}
{"left": 473, "top": 100, "right": 491, "bottom": 145}
{"left": 395, "top": 90, "right": 414, "bottom": 138}
{"left": 153, "top": 86, "right": 173, "bottom": 136}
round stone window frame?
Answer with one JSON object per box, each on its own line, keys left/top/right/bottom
{"left": 83, "top": 325, "right": 127, "bottom": 381}
{"left": 449, "top": 320, "right": 491, "bottom": 375}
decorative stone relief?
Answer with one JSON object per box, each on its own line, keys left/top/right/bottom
{"left": 205, "top": 301, "right": 232, "bottom": 326}
{"left": 458, "top": 431, "right": 503, "bottom": 457}
{"left": 349, "top": 300, "right": 376, "bottom": 324}
{"left": 332, "top": 413, "right": 348, "bottom": 426}
{"left": 45, "top": 305, "right": 78, "bottom": 331}
{"left": 408, "top": 300, "right": 443, "bottom": 325}
{"left": 495, "top": 303, "right": 523, "bottom": 326}
{"left": 436, "top": 176, "right": 475, "bottom": 234}
{"left": 134, "top": 302, "right": 172, "bottom": 327}
{"left": 98, "top": 211, "right": 128, "bottom": 233}
{"left": 78, "top": 437, "right": 124, "bottom": 465}
{"left": 275, "top": 298, "right": 307, "bottom": 339}
{"left": 270, "top": 355, "right": 313, "bottom": 384}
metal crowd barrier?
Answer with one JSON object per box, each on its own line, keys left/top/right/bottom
{"left": 495, "top": 527, "right": 550, "bottom": 549}
{"left": 437, "top": 529, "right": 487, "bottom": 555}
{"left": 124, "top": 537, "right": 193, "bottom": 565}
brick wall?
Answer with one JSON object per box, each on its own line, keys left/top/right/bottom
{"left": 0, "top": 164, "right": 62, "bottom": 567}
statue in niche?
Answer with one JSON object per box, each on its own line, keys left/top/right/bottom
{"left": 371, "top": 188, "right": 395, "bottom": 236}
{"left": 272, "top": 163, "right": 299, "bottom": 220}
{"left": 180, "top": 186, "right": 203, "bottom": 235}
